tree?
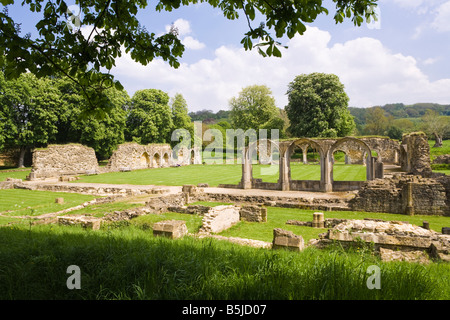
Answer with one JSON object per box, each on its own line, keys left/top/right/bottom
{"left": 285, "top": 73, "right": 355, "bottom": 138}
{"left": 421, "top": 109, "right": 450, "bottom": 147}
{"left": 171, "top": 93, "right": 193, "bottom": 131}
{"left": 364, "top": 107, "right": 389, "bottom": 136}
{"left": 126, "top": 89, "right": 173, "bottom": 144}
{"left": 229, "top": 85, "right": 281, "bottom": 133}
{"left": 54, "top": 77, "right": 129, "bottom": 160}
{"left": 0, "top": 0, "right": 379, "bottom": 112}
{"left": 0, "top": 71, "right": 60, "bottom": 167}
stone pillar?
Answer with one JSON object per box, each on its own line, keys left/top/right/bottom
{"left": 320, "top": 150, "right": 332, "bottom": 193}
{"left": 312, "top": 212, "right": 324, "bottom": 228}
{"left": 366, "top": 154, "right": 373, "bottom": 180}
{"left": 279, "top": 145, "right": 290, "bottom": 191}
{"left": 374, "top": 159, "right": 384, "bottom": 179}
{"left": 241, "top": 147, "right": 252, "bottom": 189}
{"left": 405, "top": 182, "right": 414, "bottom": 216}
{"left": 345, "top": 154, "right": 351, "bottom": 165}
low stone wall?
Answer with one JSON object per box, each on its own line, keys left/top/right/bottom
{"left": 27, "top": 144, "right": 99, "bottom": 180}
{"left": 199, "top": 205, "right": 240, "bottom": 234}
{"left": 433, "top": 155, "right": 450, "bottom": 164}
{"left": 272, "top": 228, "right": 304, "bottom": 251}
{"left": 57, "top": 215, "right": 102, "bottom": 230}
{"left": 350, "top": 175, "right": 449, "bottom": 216}
{"left": 240, "top": 205, "right": 267, "bottom": 222}
{"left": 312, "top": 219, "right": 450, "bottom": 262}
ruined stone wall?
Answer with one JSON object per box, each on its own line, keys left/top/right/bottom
{"left": 350, "top": 175, "right": 449, "bottom": 216}
{"left": 27, "top": 144, "right": 99, "bottom": 180}
{"left": 400, "top": 132, "right": 432, "bottom": 176}
{"left": 0, "top": 148, "right": 20, "bottom": 166}
{"left": 105, "top": 142, "right": 173, "bottom": 171}
{"left": 361, "top": 137, "right": 401, "bottom": 164}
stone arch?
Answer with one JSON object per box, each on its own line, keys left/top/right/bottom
{"left": 241, "top": 139, "right": 280, "bottom": 188}
{"left": 329, "top": 137, "right": 374, "bottom": 181}
{"left": 162, "top": 152, "right": 170, "bottom": 167}
{"left": 288, "top": 138, "right": 324, "bottom": 181}
{"left": 152, "top": 152, "right": 161, "bottom": 168}
{"left": 140, "top": 152, "right": 151, "bottom": 168}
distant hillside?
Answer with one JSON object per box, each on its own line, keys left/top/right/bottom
{"left": 349, "top": 103, "right": 450, "bottom": 125}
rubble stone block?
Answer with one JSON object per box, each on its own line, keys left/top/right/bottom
{"left": 153, "top": 220, "right": 188, "bottom": 239}
{"left": 55, "top": 197, "right": 64, "bottom": 204}
{"left": 239, "top": 205, "right": 267, "bottom": 222}
{"left": 272, "top": 228, "right": 304, "bottom": 251}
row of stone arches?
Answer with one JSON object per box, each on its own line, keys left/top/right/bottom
{"left": 139, "top": 151, "right": 170, "bottom": 168}
{"left": 241, "top": 137, "right": 387, "bottom": 192}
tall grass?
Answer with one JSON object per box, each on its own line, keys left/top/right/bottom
{"left": 0, "top": 223, "right": 448, "bottom": 300}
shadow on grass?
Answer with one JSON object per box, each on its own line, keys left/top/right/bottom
{"left": 0, "top": 224, "right": 448, "bottom": 300}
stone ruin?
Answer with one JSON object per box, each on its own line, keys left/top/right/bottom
{"left": 105, "top": 142, "right": 173, "bottom": 171}
{"left": 24, "top": 142, "right": 202, "bottom": 180}
{"left": 400, "top": 132, "right": 433, "bottom": 176}
{"left": 311, "top": 219, "right": 450, "bottom": 263}
{"left": 272, "top": 228, "right": 304, "bottom": 252}
{"left": 350, "top": 174, "right": 449, "bottom": 216}
{"left": 27, "top": 144, "right": 99, "bottom": 180}
{"left": 153, "top": 220, "right": 188, "bottom": 239}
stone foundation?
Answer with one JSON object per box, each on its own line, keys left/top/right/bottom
{"left": 199, "top": 205, "right": 240, "bottom": 234}
{"left": 350, "top": 175, "right": 449, "bottom": 216}
{"left": 313, "top": 219, "right": 450, "bottom": 262}
{"left": 57, "top": 215, "right": 102, "bottom": 230}
{"left": 152, "top": 220, "right": 188, "bottom": 239}
{"left": 272, "top": 228, "right": 304, "bottom": 251}
{"left": 239, "top": 205, "right": 267, "bottom": 222}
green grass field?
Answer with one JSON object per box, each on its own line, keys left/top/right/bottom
{"left": 0, "top": 222, "right": 448, "bottom": 300}
{"left": 74, "top": 163, "right": 367, "bottom": 186}
{"left": 0, "top": 189, "right": 96, "bottom": 217}
{"left": 0, "top": 168, "right": 31, "bottom": 181}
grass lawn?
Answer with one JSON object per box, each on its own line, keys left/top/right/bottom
{"left": 217, "top": 206, "right": 450, "bottom": 243}
{"left": 75, "top": 163, "right": 367, "bottom": 186}
{"left": 0, "top": 189, "right": 97, "bottom": 217}
{"left": 0, "top": 168, "right": 31, "bottom": 181}
{"left": 0, "top": 222, "right": 449, "bottom": 300}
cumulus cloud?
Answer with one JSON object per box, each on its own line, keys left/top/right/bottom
{"left": 111, "top": 27, "right": 450, "bottom": 111}
{"left": 431, "top": 1, "right": 450, "bottom": 32}
{"left": 164, "top": 18, "right": 205, "bottom": 51}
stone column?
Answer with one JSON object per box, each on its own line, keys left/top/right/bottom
{"left": 405, "top": 182, "right": 414, "bottom": 216}
{"left": 320, "top": 149, "right": 333, "bottom": 193}
{"left": 241, "top": 147, "right": 252, "bottom": 189}
{"left": 312, "top": 212, "right": 324, "bottom": 228}
{"left": 366, "top": 154, "right": 373, "bottom": 180}
{"left": 279, "top": 145, "right": 290, "bottom": 191}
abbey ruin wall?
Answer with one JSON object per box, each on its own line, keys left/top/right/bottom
{"left": 27, "top": 144, "right": 99, "bottom": 180}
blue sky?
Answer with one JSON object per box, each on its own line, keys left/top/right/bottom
{"left": 5, "top": 0, "right": 450, "bottom": 112}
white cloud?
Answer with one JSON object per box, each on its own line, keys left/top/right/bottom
{"left": 112, "top": 27, "right": 450, "bottom": 111}
{"left": 182, "top": 36, "right": 206, "bottom": 50}
{"left": 165, "top": 18, "right": 192, "bottom": 36}
{"left": 431, "top": 1, "right": 450, "bottom": 32}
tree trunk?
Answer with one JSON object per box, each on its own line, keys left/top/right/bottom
{"left": 17, "top": 147, "right": 26, "bottom": 168}
{"left": 433, "top": 133, "right": 443, "bottom": 148}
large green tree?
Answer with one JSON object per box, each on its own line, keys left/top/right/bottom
{"left": 364, "top": 106, "right": 389, "bottom": 136}
{"left": 126, "top": 89, "right": 173, "bottom": 144}
{"left": 0, "top": 0, "right": 378, "bottom": 112}
{"left": 229, "top": 84, "right": 282, "bottom": 133}
{"left": 55, "top": 77, "right": 129, "bottom": 160}
{"left": 421, "top": 109, "right": 450, "bottom": 148}
{"left": 0, "top": 71, "right": 60, "bottom": 166}
{"left": 285, "top": 73, "right": 355, "bottom": 138}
